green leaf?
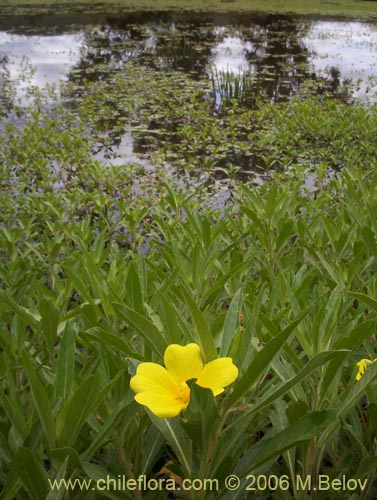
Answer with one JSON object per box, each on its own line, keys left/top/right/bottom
{"left": 0, "top": 391, "right": 28, "bottom": 441}
{"left": 148, "top": 414, "right": 191, "bottom": 476}
{"left": 320, "top": 319, "right": 376, "bottom": 399}
{"left": 347, "top": 291, "right": 377, "bottom": 314}
{"left": 39, "top": 298, "right": 59, "bottom": 353}
{"left": 286, "top": 400, "right": 310, "bottom": 423}
{"left": 81, "top": 398, "right": 132, "bottom": 461}
{"left": 141, "top": 427, "right": 166, "bottom": 476}
{"left": 81, "top": 463, "right": 134, "bottom": 500}
{"left": 220, "top": 288, "right": 243, "bottom": 356}
{"left": 229, "top": 351, "right": 347, "bottom": 432}
{"left": 227, "top": 308, "right": 311, "bottom": 407}
{"left": 0, "top": 474, "right": 23, "bottom": 500}
{"left": 125, "top": 261, "right": 144, "bottom": 314}
{"left": 355, "top": 455, "right": 377, "bottom": 480}
{"left": 179, "top": 285, "right": 218, "bottom": 362}
{"left": 22, "top": 353, "right": 55, "bottom": 449}
{"left": 334, "top": 319, "right": 376, "bottom": 351}
{"left": 0, "top": 291, "right": 40, "bottom": 330}
{"left": 235, "top": 410, "right": 336, "bottom": 477}
{"left": 83, "top": 327, "right": 143, "bottom": 360}
{"left": 50, "top": 447, "right": 83, "bottom": 472}
{"left": 54, "top": 325, "right": 75, "bottom": 405}
{"left": 57, "top": 372, "right": 101, "bottom": 447}
{"left": 180, "top": 382, "right": 218, "bottom": 453}
{"left": 337, "top": 361, "right": 377, "bottom": 419}
{"left": 112, "top": 302, "right": 167, "bottom": 358}
{"left": 11, "top": 447, "right": 49, "bottom": 500}
{"left": 64, "top": 265, "right": 96, "bottom": 305}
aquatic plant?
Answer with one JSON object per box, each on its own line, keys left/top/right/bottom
{"left": 209, "top": 66, "right": 261, "bottom": 107}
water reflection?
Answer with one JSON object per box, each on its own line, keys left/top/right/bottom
{"left": 2, "top": 14, "right": 377, "bottom": 103}
{"left": 211, "top": 29, "right": 255, "bottom": 72}
{"left": 1, "top": 12, "right": 377, "bottom": 166}
{"left": 0, "top": 31, "right": 82, "bottom": 103}
{"left": 304, "top": 21, "right": 377, "bottom": 99}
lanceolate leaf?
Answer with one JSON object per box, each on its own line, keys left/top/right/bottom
{"left": 54, "top": 325, "right": 75, "bottom": 405}
{"left": 347, "top": 291, "right": 377, "bottom": 314}
{"left": 11, "top": 447, "right": 49, "bottom": 500}
{"left": 337, "top": 361, "right": 377, "bottom": 419}
{"left": 235, "top": 410, "right": 336, "bottom": 477}
{"left": 83, "top": 327, "right": 144, "bottom": 360}
{"left": 0, "top": 292, "right": 40, "bottom": 330}
{"left": 22, "top": 353, "right": 55, "bottom": 449}
{"left": 220, "top": 288, "right": 243, "bottom": 357}
{"left": 0, "top": 391, "right": 28, "bottom": 441}
{"left": 45, "top": 456, "right": 69, "bottom": 500}
{"left": 39, "top": 298, "right": 59, "bottom": 354}
{"left": 57, "top": 372, "right": 101, "bottom": 447}
{"left": 178, "top": 285, "right": 218, "bottom": 362}
{"left": 148, "top": 414, "right": 192, "bottom": 476}
{"left": 112, "top": 302, "right": 167, "bottom": 358}
{"left": 228, "top": 350, "right": 349, "bottom": 429}
{"left": 81, "top": 398, "right": 132, "bottom": 461}
{"left": 180, "top": 383, "right": 218, "bottom": 454}
{"left": 227, "top": 307, "right": 311, "bottom": 407}
{"left": 125, "top": 261, "right": 144, "bottom": 314}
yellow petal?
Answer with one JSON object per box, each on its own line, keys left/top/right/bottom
{"left": 130, "top": 362, "right": 178, "bottom": 395}
{"left": 355, "top": 359, "right": 373, "bottom": 381}
{"left": 196, "top": 358, "right": 238, "bottom": 396}
{"left": 135, "top": 392, "right": 188, "bottom": 418}
{"left": 164, "top": 343, "right": 203, "bottom": 383}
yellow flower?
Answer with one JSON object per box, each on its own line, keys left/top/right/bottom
{"left": 130, "top": 343, "right": 238, "bottom": 418}
{"left": 355, "top": 359, "right": 374, "bottom": 381}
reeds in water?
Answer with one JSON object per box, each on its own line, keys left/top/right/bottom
{"left": 210, "top": 66, "right": 260, "bottom": 106}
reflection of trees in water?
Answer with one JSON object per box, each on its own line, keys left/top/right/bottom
{"left": 0, "top": 55, "right": 14, "bottom": 117}
{"left": 240, "top": 16, "right": 311, "bottom": 101}
{"left": 219, "top": 16, "right": 352, "bottom": 102}
{"left": 69, "top": 28, "right": 139, "bottom": 84}
{"left": 64, "top": 14, "right": 220, "bottom": 154}
{"left": 67, "top": 13, "right": 353, "bottom": 105}
{"left": 140, "top": 23, "right": 216, "bottom": 76}
{"left": 68, "top": 16, "right": 217, "bottom": 86}
{"left": 62, "top": 13, "right": 353, "bottom": 154}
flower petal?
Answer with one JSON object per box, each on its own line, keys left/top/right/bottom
{"left": 196, "top": 358, "right": 238, "bottom": 396}
{"left": 164, "top": 343, "right": 203, "bottom": 383}
{"left": 130, "top": 362, "right": 178, "bottom": 394}
{"left": 135, "top": 392, "right": 188, "bottom": 418}
{"left": 356, "top": 359, "right": 373, "bottom": 381}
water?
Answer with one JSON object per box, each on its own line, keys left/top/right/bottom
{"left": 0, "top": 31, "right": 82, "bottom": 91}
{"left": 2, "top": 13, "right": 377, "bottom": 101}
{"left": 1, "top": 12, "right": 377, "bottom": 167}
{"left": 304, "top": 21, "right": 377, "bottom": 99}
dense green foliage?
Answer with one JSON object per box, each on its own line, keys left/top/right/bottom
{"left": 1, "top": 89, "right": 377, "bottom": 498}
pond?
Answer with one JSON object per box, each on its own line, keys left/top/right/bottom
{"left": 1, "top": 11, "right": 377, "bottom": 170}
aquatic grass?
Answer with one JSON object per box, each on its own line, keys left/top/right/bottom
{"left": 209, "top": 67, "right": 261, "bottom": 107}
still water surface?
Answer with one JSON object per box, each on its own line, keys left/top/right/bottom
{"left": 1, "top": 13, "right": 377, "bottom": 102}
{"left": 1, "top": 12, "right": 377, "bottom": 167}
